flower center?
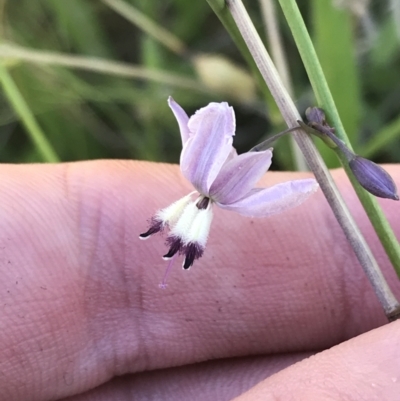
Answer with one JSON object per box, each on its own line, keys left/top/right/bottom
{"left": 196, "top": 196, "right": 210, "bottom": 210}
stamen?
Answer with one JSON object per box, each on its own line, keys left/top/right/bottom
{"left": 196, "top": 196, "right": 210, "bottom": 210}
{"left": 163, "top": 236, "right": 183, "bottom": 259}
{"left": 139, "top": 218, "right": 163, "bottom": 240}
{"left": 182, "top": 242, "right": 204, "bottom": 270}
{"left": 159, "top": 253, "right": 177, "bottom": 289}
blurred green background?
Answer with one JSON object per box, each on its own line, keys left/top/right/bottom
{"left": 1, "top": 0, "right": 400, "bottom": 169}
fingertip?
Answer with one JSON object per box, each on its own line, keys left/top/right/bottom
{"left": 235, "top": 321, "right": 400, "bottom": 401}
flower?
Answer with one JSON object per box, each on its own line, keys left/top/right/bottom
{"left": 140, "top": 97, "right": 318, "bottom": 286}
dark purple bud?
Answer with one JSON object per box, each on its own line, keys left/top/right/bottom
{"left": 349, "top": 156, "right": 399, "bottom": 200}
{"left": 305, "top": 107, "right": 326, "bottom": 126}
{"left": 302, "top": 108, "right": 338, "bottom": 149}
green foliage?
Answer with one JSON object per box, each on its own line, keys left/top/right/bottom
{"left": 0, "top": 0, "right": 399, "bottom": 166}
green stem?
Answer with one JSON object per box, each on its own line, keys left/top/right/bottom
{"left": 258, "top": 0, "right": 307, "bottom": 171}
{"left": 249, "top": 126, "right": 300, "bottom": 151}
{"left": 277, "top": 1, "right": 350, "bottom": 147}
{"left": 0, "top": 64, "right": 59, "bottom": 163}
{"left": 278, "top": 0, "right": 400, "bottom": 278}
{"left": 206, "top": 0, "right": 263, "bottom": 87}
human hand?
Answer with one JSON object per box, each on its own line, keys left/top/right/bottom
{"left": 0, "top": 161, "right": 399, "bottom": 401}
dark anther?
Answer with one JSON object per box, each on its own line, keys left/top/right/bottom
{"left": 163, "top": 236, "right": 183, "bottom": 259}
{"left": 196, "top": 197, "right": 210, "bottom": 210}
{"left": 139, "top": 219, "right": 163, "bottom": 239}
{"left": 183, "top": 242, "right": 203, "bottom": 270}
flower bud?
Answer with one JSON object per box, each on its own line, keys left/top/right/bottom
{"left": 349, "top": 156, "right": 399, "bottom": 200}
{"left": 305, "top": 107, "right": 327, "bottom": 126}
{"left": 303, "top": 108, "right": 338, "bottom": 149}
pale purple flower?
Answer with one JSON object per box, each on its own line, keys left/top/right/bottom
{"left": 140, "top": 97, "right": 318, "bottom": 285}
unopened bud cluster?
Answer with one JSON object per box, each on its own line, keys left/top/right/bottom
{"left": 305, "top": 107, "right": 399, "bottom": 201}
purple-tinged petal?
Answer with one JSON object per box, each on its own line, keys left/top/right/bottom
{"left": 217, "top": 179, "right": 318, "bottom": 217}
{"left": 168, "top": 96, "right": 190, "bottom": 145}
{"left": 180, "top": 102, "right": 235, "bottom": 194}
{"left": 209, "top": 149, "right": 273, "bottom": 204}
{"left": 225, "top": 147, "right": 238, "bottom": 163}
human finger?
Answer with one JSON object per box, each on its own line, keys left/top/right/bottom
{"left": 0, "top": 161, "right": 399, "bottom": 401}
{"left": 234, "top": 321, "right": 400, "bottom": 400}
{"left": 59, "top": 353, "right": 311, "bottom": 401}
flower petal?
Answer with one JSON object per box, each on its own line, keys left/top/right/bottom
{"left": 168, "top": 96, "right": 190, "bottom": 145}
{"left": 156, "top": 193, "right": 194, "bottom": 227}
{"left": 139, "top": 193, "right": 194, "bottom": 240}
{"left": 217, "top": 179, "right": 318, "bottom": 217}
{"left": 209, "top": 149, "right": 273, "bottom": 204}
{"left": 180, "top": 102, "right": 235, "bottom": 194}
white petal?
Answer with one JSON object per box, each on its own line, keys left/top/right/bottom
{"left": 156, "top": 193, "right": 193, "bottom": 227}
{"left": 169, "top": 201, "right": 213, "bottom": 248}
{"left": 169, "top": 202, "right": 199, "bottom": 241}
{"left": 185, "top": 207, "right": 213, "bottom": 247}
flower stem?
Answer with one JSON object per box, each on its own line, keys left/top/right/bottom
{"left": 221, "top": 0, "right": 400, "bottom": 320}
{"left": 249, "top": 126, "right": 300, "bottom": 152}
{"left": 258, "top": 0, "right": 308, "bottom": 171}
{"left": 0, "top": 63, "right": 59, "bottom": 163}
{"left": 277, "top": 0, "right": 400, "bottom": 279}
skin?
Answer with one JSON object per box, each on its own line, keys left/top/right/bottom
{"left": 0, "top": 160, "right": 399, "bottom": 401}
